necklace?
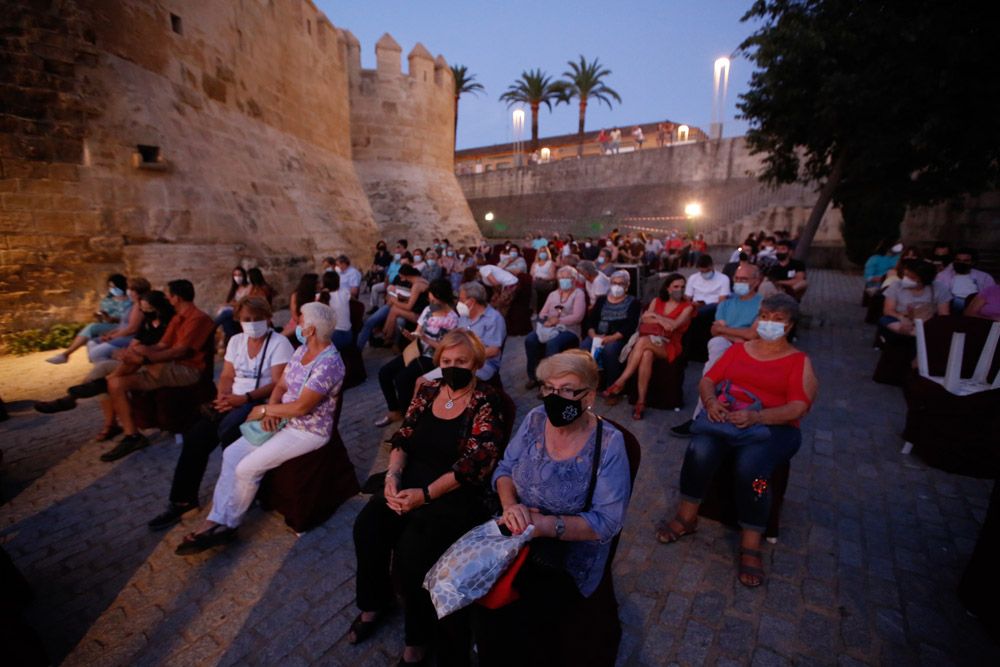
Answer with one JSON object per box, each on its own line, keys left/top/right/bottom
{"left": 443, "top": 384, "right": 475, "bottom": 409}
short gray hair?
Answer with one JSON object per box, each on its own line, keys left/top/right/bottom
{"left": 557, "top": 265, "right": 578, "bottom": 281}
{"left": 578, "top": 260, "right": 597, "bottom": 278}
{"left": 459, "top": 281, "right": 488, "bottom": 305}
{"left": 760, "top": 293, "right": 800, "bottom": 323}
{"left": 537, "top": 350, "right": 599, "bottom": 391}
{"left": 610, "top": 269, "right": 631, "bottom": 285}
{"left": 299, "top": 301, "right": 337, "bottom": 340}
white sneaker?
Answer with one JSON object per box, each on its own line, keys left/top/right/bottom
{"left": 46, "top": 353, "right": 68, "bottom": 364}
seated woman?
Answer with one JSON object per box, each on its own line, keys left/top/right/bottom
{"left": 86, "top": 277, "right": 152, "bottom": 363}
{"left": 421, "top": 249, "right": 444, "bottom": 282}
{"left": 530, "top": 246, "right": 558, "bottom": 313}
{"left": 215, "top": 267, "right": 253, "bottom": 341}
{"left": 246, "top": 267, "right": 275, "bottom": 304}
{"left": 379, "top": 265, "right": 431, "bottom": 345}
{"left": 374, "top": 279, "right": 459, "bottom": 427}
{"left": 580, "top": 270, "right": 640, "bottom": 389}
{"left": 281, "top": 273, "right": 320, "bottom": 346}
{"left": 863, "top": 240, "right": 901, "bottom": 296}
{"left": 603, "top": 273, "right": 693, "bottom": 419}
{"left": 966, "top": 284, "right": 1000, "bottom": 321}
{"left": 147, "top": 296, "right": 293, "bottom": 530}
{"left": 655, "top": 294, "right": 818, "bottom": 588}
{"left": 46, "top": 273, "right": 132, "bottom": 364}
{"left": 34, "top": 291, "right": 174, "bottom": 435}
{"left": 524, "top": 267, "right": 586, "bottom": 390}
{"left": 498, "top": 243, "right": 527, "bottom": 275}
{"left": 880, "top": 259, "right": 949, "bottom": 337}
{"left": 350, "top": 330, "right": 506, "bottom": 666}
{"left": 476, "top": 350, "right": 632, "bottom": 667}
{"left": 316, "top": 270, "right": 354, "bottom": 351}
{"left": 175, "top": 302, "right": 345, "bottom": 555}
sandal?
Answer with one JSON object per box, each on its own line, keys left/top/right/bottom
{"left": 175, "top": 524, "right": 237, "bottom": 556}
{"left": 655, "top": 514, "right": 697, "bottom": 544}
{"left": 95, "top": 423, "right": 123, "bottom": 442}
{"left": 348, "top": 611, "right": 385, "bottom": 645}
{"left": 601, "top": 382, "right": 625, "bottom": 399}
{"left": 738, "top": 547, "right": 766, "bottom": 588}
{"left": 632, "top": 401, "right": 645, "bottom": 420}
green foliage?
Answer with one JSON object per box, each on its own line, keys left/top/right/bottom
{"left": 839, "top": 194, "right": 905, "bottom": 267}
{"left": 499, "top": 69, "right": 565, "bottom": 148}
{"left": 560, "top": 56, "right": 621, "bottom": 142}
{"left": 3, "top": 322, "right": 83, "bottom": 355}
{"left": 451, "top": 64, "right": 485, "bottom": 99}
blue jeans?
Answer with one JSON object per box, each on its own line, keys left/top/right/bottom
{"left": 358, "top": 305, "right": 390, "bottom": 349}
{"left": 332, "top": 329, "right": 354, "bottom": 352}
{"left": 524, "top": 330, "right": 580, "bottom": 381}
{"left": 215, "top": 308, "right": 242, "bottom": 340}
{"left": 679, "top": 425, "right": 801, "bottom": 532}
{"left": 580, "top": 336, "right": 625, "bottom": 386}
{"left": 87, "top": 337, "right": 133, "bottom": 362}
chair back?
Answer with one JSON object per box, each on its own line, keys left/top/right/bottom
{"left": 916, "top": 316, "right": 1000, "bottom": 388}
{"left": 349, "top": 299, "right": 364, "bottom": 339}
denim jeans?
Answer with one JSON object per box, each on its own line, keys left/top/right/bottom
{"left": 87, "top": 336, "right": 133, "bottom": 362}
{"left": 215, "top": 308, "right": 242, "bottom": 340}
{"left": 331, "top": 329, "right": 353, "bottom": 352}
{"left": 580, "top": 336, "right": 626, "bottom": 386}
{"left": 679, "top": 425, "right": 801, "bottom": 532}
{"left": 358, "top": 305, "right": 389, "bottom": 349}
{"left": 524, "top": 330, "right": 580, "bottom": 381}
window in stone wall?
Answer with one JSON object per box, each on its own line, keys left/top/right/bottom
{"left": 170, "top": 13, "right": 183, "bottom": 35}
{"left": 133, "top": 145, "right": 168, "bottom": 171}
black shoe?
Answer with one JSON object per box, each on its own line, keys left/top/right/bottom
{"left": 148, "top": 502, "right": 199, "bottom": 531}
{"left": 670, "top": 419, "right": 694, "bottom": 437}
{"left": 100, "top": 433, "right": 150, "bottom": 462}
{"left": 68, "top": 379, "right": 107, "bottom": 399}
{"left": 34, "top": 396, "right": 77, "bottom": 414}
{"left": 175, "top": 525, "right": 238, "bottom": 556}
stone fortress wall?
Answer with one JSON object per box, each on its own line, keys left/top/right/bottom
{"left": 0, "top": 0, "right": 479, "bottom": 331}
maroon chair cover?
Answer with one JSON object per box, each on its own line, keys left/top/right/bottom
{"left": 521, "top": 246, "right": 536, "bottom": 266}
{"left": 350, "top": 299, "right": 365, "bottom": 338}
{"left": 698, "top": 459, "right": 790, "bottom": 539}
{"left": 505, "top": 273, "right": 534, "bottom": 336}
{"left": 681, "top": 311, "right": 712, "bottom": 363}
{"left": 626, "top": 357, "right": 686, "bottom": 410}
{"left": 864, "top": 292, "right": 885, "bottom": 325}
{"left": 921, "top": 315, "right": 1000, "bottom": 379}
{"left": 133, "top": 333, "right": 217, "bottom": 434}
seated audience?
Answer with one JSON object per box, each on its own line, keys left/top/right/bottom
{"left": 662, "top": 232, "right": 685, "bottom": 271}
{"left": 370, "top": 243, "right": 408, "bottom": 312}
{"left": 689, "top": 233, "right": 708, "bottom": 268}
{"left": 369, "top": 241, "right": 392, "bottom": 290}
{"left": 246, "top": 267, "right": 275, "bottom": 304}
{"left": 335, "top": 254, "right": 364, "bottom": 299}
{"left": 421, "top": 249, "right": 444, "bottom": 282}
{"left": 100, "top": 280, "right": 216, "bottom": 462}
{"left": 579, "top": 260, "right": 610, "bottom": 306}
{"left": 765, "top": 240, "right": 808, "bottom": 301}
{"left": 934, "top": 248, "right": 995, "bottom": 314}
{"left": 880, "top": 259, "right": 949, "bottom": 337}
{"left": 215, "top": 267, "right": 252, "bottom": 341}
{"left": 596, "top": 248, "right": 615, "bottom": 275}
{"left": 454, "top": 282, "right": 506, "bottom": 382}
{"left": 281, "top": 273, "right": 320, "bottom": 345}
{"left": 359, "top": 264, "right": 425, "bottom": 350}
{"left": 603, "top": 273, "right": 693, "bottom": 419}
{"left": 147, "top": 296, "right": 293, "bottom": 530}
{"left": 580, "top": 270, "right": 640, "bottom": 390}
{"left": 477, "top": 260, "right": 519, "bottom": 316}
{"left": 477, "top": 350, "right": 631, "bottom": 667}
{"left": 966, "top": 284, "right": 1000, "bottom": 321}
{"left": 175, "top": 302, "right": 345, "bottom": 555}
{"left": 350, "top": 330, "right": 506, "bottom": 666}
{"left": 316, "top": 270, "right": 354, "bottom": 351}
{"left": 498, "top": 244, "right": 527, "bottom": 275}
{"left": 524, "top": 267, "right": 586, "bottom": 389}
{"left": 87, "top": 277, "right": 152, "bottom": 362}
{"left": 930, "top": 241, "right": 953, "bottom": 273}
{"left": 375, "top": 279, "right": 459, "bottom": 427}
{"left": 47, "top": 273, "right": 132, "bottom": 364}
{"left": 685, "top": 255, "right": 731, "bottom": 320}
{"left": 656, "top": 294, "right": 818, "bottom": 588}
{"left": 380, "top": 265, "right": 432, "bottom": 344}
{"left": 863, "top": 240, "right": 902, "bottom": 295}
{"left": 530, "top": 246, "right": 558, "bottom": 312}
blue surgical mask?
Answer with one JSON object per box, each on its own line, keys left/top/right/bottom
{"left": 393, "top": 253, "right": 402, "bottom": 261}
{"left": 427, "top": 259, "right": 437, "bottom": 267}
{"left": 597, "top": 257, "right": 606, "bottom": 265}
{"left": 701, "top": 270, "right": 715, "bottom": 280}
{"left": 109, "top": 286, "right": 125, "bottom": 297}
{"left": 559, "top": 278, "right": 573, "bottom": 291}
{"left": 757, "top": 320, "right": 786, "bottom": 341}
{"left": 733, "top": 282, "right": 751, "bottom": 296}
{"left": 295, "top": 324, "right": 308, "bottom": 345}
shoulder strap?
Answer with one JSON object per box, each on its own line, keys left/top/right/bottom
{"left": 253, "top": 331, "right": 273, "bottom": 389}
{"left": 582, "top": 416, "right": 604, "bottom": 511}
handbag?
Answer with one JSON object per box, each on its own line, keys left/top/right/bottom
{"left": 638, "top": 321, "right": 667, "bottom": 338}
{"left": 689, "top": 380, "right": 770, "bottom": 445}
{"left": 402, "top": 338, "right": 421, "bottom": 365}
{"left": 534, "top": 321, "right": 562, "bottom": 343}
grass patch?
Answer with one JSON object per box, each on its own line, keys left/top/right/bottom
{"left": 2, "top": 323, "right": 84, "bottom": 356}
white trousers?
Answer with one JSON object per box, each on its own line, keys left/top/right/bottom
{"left": 690, "top": 336, "right": 735, "bottom": 419}
{"left": 207, "top": 427, "right": 327, "bottom": 528}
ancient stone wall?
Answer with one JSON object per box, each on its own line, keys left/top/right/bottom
{"left": 1, "top": 0, "right": 479, "bottom": 332}
{"left": 345, "top": 33, "right": 479, "bottom": 248}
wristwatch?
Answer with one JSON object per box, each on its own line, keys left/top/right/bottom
{"left": 422, "top": 486, "right": 433, "bottom": 504}
{"left": 554, "top": 515, "right": 566, "bottom": 540}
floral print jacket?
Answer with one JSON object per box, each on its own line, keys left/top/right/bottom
{"left": 388, "top": 380, "right": 506, "bottom": 487}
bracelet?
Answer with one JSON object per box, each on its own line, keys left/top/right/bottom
{"left": 422, "top": 485, "right": 432, "bottom": 504}
{"left": 261, "top": 405, "right": 267, "bottom": 417}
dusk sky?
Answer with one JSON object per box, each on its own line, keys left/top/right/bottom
{"left": 318, "top": 1, "right": 761, "bottom": 150}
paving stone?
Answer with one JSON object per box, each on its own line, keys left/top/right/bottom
{"left": 676, "top": 619, "right": 714, "bottom": 666}
{"left": 751, "top": 647, "right": 794, "bottom": 667}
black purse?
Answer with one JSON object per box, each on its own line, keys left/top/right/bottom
{"left": 527, "top": 417, "right": 604, "bottom": 572}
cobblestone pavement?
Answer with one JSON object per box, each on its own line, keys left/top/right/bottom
{"left": 1, "top": 269, "right": 998, "bottom": 666}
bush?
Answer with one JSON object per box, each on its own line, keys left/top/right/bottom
{"left": 2, "top": 323, "right": 84, "bottom": 356}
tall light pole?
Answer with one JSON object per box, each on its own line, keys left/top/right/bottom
{"left": 512, "top": 108, "right": 525, "bottom": 167}
{"left": 710, "top": 56, "right": 730, "bottom": 140}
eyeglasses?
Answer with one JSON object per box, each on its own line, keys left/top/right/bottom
{"left": 539, "top": 384, "right": 589, "bottom": 399}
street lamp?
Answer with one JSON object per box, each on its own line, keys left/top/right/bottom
{"left": 684, "top": 202, "right": 703, "bottom": 218}
{"left": 512, "top": 108, "right": 525, "bottom": 167}
{"left": 711, "top": 57, "right": 731, "bottom": 140}
{"left": 484, "top": 211, "right": 495, "bottom": 222}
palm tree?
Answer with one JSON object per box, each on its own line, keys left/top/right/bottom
{"left": 499, "top": 69, "right": 565, "bottom": 152}
{"left": 560, "top": 56, "right": 622, "bottom": 156}
{"left": 451, "top": 64, "right": 485, "bottom": 149}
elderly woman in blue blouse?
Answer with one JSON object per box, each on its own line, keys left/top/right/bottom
{"left": 477, "top": 349, "right": 632, "bottom": 667}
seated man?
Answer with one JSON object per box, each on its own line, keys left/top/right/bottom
{"left": 359, "top": 262, "right": 420, "bottom": 349}
{"left": 101, "top": 279, "right": 216, "bottom": 462}
{"left": 672, "top": 263, "right": 764, "bottom": 436}
{"left": 685, "top": 255, "right": 731, "bottom": 321}
{"left": 578, "top": 260, "right": 610, "bottom": 310}
{"left": 455, "top": 281, "right": 506, "bottom": 382}
{"left": 335, "top": 254, "right": 364, "bottom": 300}
{"left": 368, "top": 243, "right": 409, "bottom": 313}
{"left": 934, "top": 247, "right": 995, "bottom": 314}
{"left": 765, "top": 240, "right": 808, "bottom": 301}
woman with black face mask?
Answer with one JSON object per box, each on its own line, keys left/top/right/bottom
{"left": 351, "top": 329, "right": 507, "bottom": 666}
{"left": 477, "top": 350, "right": 632, "bottom": 667}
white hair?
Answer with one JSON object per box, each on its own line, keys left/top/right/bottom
{"left": 557, "top": 265, "right": 578, "bottom": 280}
{"left": 610, "top": 269, "right": 631, "bottom": 284}
{"left": 299, "top": 301, "right": 337, "bottom": 341}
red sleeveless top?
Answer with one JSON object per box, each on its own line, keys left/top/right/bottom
{"left": 705, "top": 343, "right": 812, "bottom": 426}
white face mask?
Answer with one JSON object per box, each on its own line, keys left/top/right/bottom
{"left": 456, "top": 301, "right": 471, "bottom": 318}
{"left": 241, "top": 320, "right": 269, "bottom": 338}
{"left": 414, "top": 255, "right": 423, "bottom": 263}
{"left": 900, "top": 277, "right": 918, "bottom": 289}
{"left": 233, "top": 275, "right": 245, "bottom": 284}
{"left": 609, "top": 284, "right": 626, "bottom": 297}
{"left": 891, "top": 243, "right": 904, "bottom": 254}
{"left": 757, "top": 320, "right": 786, "bottom": 341}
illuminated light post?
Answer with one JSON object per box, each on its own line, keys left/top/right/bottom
{"left": 540, "top": 147, "right": 551, "bottom": 163}
{"left": 710, "top": 56, "right": 730, "bottom": 140}
{"left": 684, "top": 202, "right": 703, "bottom": 219}
{"left": 484, "top": 211, "right": 495, "bottom": 222}
{"left": 512, "top": 108, "right": 525, "bottom": 168}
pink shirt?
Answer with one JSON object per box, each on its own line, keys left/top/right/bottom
{"left": 539, "top": 288, "right": 586, "bottom": 338}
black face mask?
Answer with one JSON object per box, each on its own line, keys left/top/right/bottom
{"left": 935, "top": 254, "right": 952, "bottom": 266}
{"left": 441, "top": 366, "right": 473, "bottom": 391}
{"left": 542, "top": 393, "right": 585, "bottom": 427}
{"left": 953, "top": 262, "right": 972, "bottom": 275}
{"left": 775, "top": 252, "right": 789, "bottom": 261}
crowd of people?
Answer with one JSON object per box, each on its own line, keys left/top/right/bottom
{"left": 28, "top": 226, "right": 843, "bottom": 666}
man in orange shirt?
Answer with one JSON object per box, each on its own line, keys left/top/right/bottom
{"left": 101, "top": 279, "right": 216, "bottom": 462}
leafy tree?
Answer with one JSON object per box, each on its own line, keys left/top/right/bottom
{"left": 560, "top": 56, "right": 621, "bottom": 157}
{"left": 451, "top": 64, "right": 485, "bottom": 149}
{"left": 499, "top": 69, "right": 564, "bottom": 152}
{"left": 738, "top": 0, "right": 1000, "bottom": 261}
